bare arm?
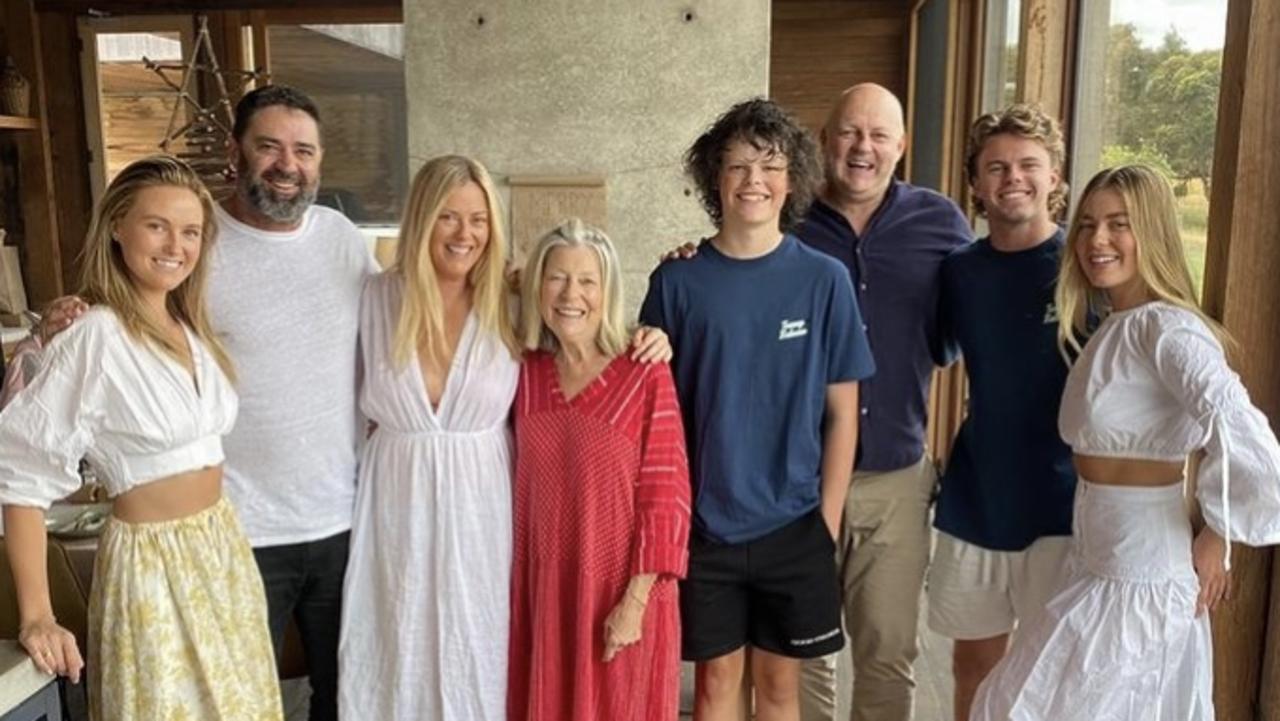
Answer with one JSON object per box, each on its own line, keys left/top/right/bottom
{"left": 819, "top": 381, "right": 860, "bottom": 540}
{"left": 3, "top": 505, "right": 83, "bottom": 682}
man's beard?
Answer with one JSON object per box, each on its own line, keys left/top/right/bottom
{"left": 237, "top": 158, "right": 318, "bottom": 225}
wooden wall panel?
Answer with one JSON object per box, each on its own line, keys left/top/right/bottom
{"left": 1207, "top": 0, "right": 1280, "bottom": 716}
{"left": 771, "top": 0, "right": 911, "bottom": 133}
{"left": 100, "top": 78, "right": 182, "bottom": 181}
{"left": 37, "top": 10, "right": 92, "bottom": 290}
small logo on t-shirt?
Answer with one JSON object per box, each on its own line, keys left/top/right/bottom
{"left": 1043, "top": 302, "right": 1059, "bottom": 325}
{"left": 779, "top": 319, "right": 808, "bottom": 340}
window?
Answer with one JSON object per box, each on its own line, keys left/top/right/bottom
{"left": 1071, "top": 0, "right": 1228, "bottom": 292}
{"left": 79, "top": 17, "right": 204, "bottom": 201}
{"left": 265, "top": 23, "right": 408, "bottom": 225}
{"left": 983, "top": 0, "right": 1022, "bottom": 111}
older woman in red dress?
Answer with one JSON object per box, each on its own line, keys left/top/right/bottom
{"left": 507, "top": 218, "right": 691, "bottom": 721}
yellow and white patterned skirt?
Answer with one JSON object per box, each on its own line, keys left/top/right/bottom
{"left": 88, "top": 497, "right": 283, "bottom": 721}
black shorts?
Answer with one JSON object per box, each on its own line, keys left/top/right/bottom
{"left": 680, "top": 508, "right": 844, "bottom": 661}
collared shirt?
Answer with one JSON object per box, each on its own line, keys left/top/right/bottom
{"left": 798, "top": 179, "right": 971, "bottom": 472}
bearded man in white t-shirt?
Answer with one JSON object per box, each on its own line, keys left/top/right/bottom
{"left": 204, "top": 84, "right": 376, "bottom": 721}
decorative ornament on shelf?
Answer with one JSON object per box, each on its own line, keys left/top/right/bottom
{"left": 0, "top": 57, "right": 31, "bottom": 117}
{"left": 145, "top": 14, "right": 266, "bottom": 197}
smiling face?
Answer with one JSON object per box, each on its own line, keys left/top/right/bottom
{"left": 539, "top": 244, "right": 605, "bottom": 352}
{"left": 429, "top": 181, "right": 491, "bottom": 284}
{"left": 1074, "top": 188, "right": 1149, "bottom": 310}
{"left": 971, "top": 133, "right": 1060, "bottom": 229}
{"left": 822, "top": 87, "right": 906, "bottom": 206}
{"left": 718, "top": 138, "right": 791, "bottom": 231}
{"left": 231, "top": 105, "right": 323, "bottom": 228}
{"left": 113, "top": 184, "right": 205, "bottom": 309}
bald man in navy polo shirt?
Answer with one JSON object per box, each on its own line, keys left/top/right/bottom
{"left": 798, "top": 84, "right": 971, "bottom": 721}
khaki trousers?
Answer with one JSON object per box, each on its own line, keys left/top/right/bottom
{"left": 800, "top": 456, "right": 936, "bottom": 721}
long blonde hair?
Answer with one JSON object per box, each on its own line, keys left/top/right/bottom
{"left": 78, "top": 154, "right": 235, "bottom": 381}
{"left": 519, "top": 218, "right": 628, "bottom": 357}
{"left": 1056, "top": 164, "right": 1228, "bottom": 359}
{"left": 390, "top": 155, "right": 517, "bottom": 366}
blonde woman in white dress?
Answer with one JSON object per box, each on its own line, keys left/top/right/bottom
{"left": 969, "top": 164, "right": 1280, "bottom": 720}
{"left": 0, "top": 155, "right": 281, "bottom": 720}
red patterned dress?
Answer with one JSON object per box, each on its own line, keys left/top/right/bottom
{"left": 508, "top": 351, "right": 691, "bottom": 721}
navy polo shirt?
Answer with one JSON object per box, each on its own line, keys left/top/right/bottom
{"left": 640, "top": 235, "right": 876, "bottom": 545}
{"left": 934, "top": 232, "right": 1076, "bottom": 551}
{"left": 798, "top": 180, "right": 971, "bottom": 472}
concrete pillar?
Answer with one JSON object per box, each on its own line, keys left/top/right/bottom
{"left": 403, "top": 0, "right": 771, "bottom": 314}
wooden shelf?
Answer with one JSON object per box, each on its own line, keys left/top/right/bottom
{"left": 0, "top": 115, "right": 38, "bottom": 131}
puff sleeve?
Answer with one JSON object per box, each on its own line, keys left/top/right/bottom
{"left": 1151, "top": 316, "right": 1280, "bottom": 564}
{"left": 0, "top": 321, "right": 106, "bottom": 509}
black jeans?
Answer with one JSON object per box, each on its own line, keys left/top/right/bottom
{"left": 253, "top": 530, "right": 350, "bottom": 721}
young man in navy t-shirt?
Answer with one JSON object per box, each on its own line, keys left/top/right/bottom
{"left": 641, "top": 98, "right": 875, "bottom": 721}
{"left": 930, "top": 105, "right": 1077, "bottom": 721}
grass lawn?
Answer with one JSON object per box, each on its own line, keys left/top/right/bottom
{"left": 1176, "top": 179, "right": 1209, "bottom": 297}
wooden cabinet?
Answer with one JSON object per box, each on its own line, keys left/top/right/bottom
{"left": 0, "top": 0, "right": 66, "bottom": 310}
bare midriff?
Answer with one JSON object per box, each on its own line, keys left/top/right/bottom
{"left": 1073, "top": 454, "right": 1185, "bottom": 487}
{"left": 111, "top": 465, "right": 223, "bottom": 523}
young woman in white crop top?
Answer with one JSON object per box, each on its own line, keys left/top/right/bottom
{"left": 970, "top": 165, "right": 1280, "bottom": 721}
{"left": 0, "top": 156, "right": 282, "bottom": 720}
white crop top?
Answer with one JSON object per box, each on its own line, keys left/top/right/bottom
{"left": 0, "top": 307, "right": 237, "bottom": 509}
{"left": 1059, "top": 301, "right": 1280, "bottom": 566}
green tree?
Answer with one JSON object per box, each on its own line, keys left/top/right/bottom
{"left": 1100, "top": 143, "right": 1175, "bottom": 178}
{"left": 1102, "top": 27, "right": 1221, "bottom": 191}
{"left": 1103, "top": 23, "right": 1157, "bottom": 147}
{"left": 1143, "top": 50, "right": 1221, "bottom": 190}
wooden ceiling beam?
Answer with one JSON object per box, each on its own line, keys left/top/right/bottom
{"left": 34, "top": 0, "right": 400, "bottom": 15}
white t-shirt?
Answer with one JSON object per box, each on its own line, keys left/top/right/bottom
{"left": 209, "top": 204, "right": 376, "bottom": 546}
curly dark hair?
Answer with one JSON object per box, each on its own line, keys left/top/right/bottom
{"left": 232, "top": 84, "right": 322, "bottom": 142}
{"left": 684, "top": 98, "right": 822, "bottom": 232}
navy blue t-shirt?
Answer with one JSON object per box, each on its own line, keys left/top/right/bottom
{"left": 934, "top": 231, "right": 1076, "bottom": 551}
{"left": 640, "top": 235, "right": 876, "bottom": 544}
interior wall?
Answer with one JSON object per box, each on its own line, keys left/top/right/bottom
{"left": 404, "top": 0, "right": 770, "bottom": 315}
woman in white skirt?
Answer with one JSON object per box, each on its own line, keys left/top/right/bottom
{"left": 0, "top": 156, "right": 281, "bottom": 720}
{"left": 969, "top": 164, "right": 1280, "bottom": 721}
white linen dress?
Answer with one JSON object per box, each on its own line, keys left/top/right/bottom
{"left": 970, "top": 301, "right": 1280, "bottom": 721}
{"left": 337, "top": 274, "right": 519, "bottom": 720}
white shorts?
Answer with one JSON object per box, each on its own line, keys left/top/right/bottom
{"left": 926, "top": 530, "right": 1072, "bottom": 640}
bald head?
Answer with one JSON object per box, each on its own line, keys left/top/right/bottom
{"left": 821, "top": 83, "right": 907, "bottom": 209}
{"left": 825, "top": 83, "right": 905, "bottom": 136}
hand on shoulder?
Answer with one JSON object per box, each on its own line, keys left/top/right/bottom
{"left": 36, "top": 296, "right": 90, "bottom": 345}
